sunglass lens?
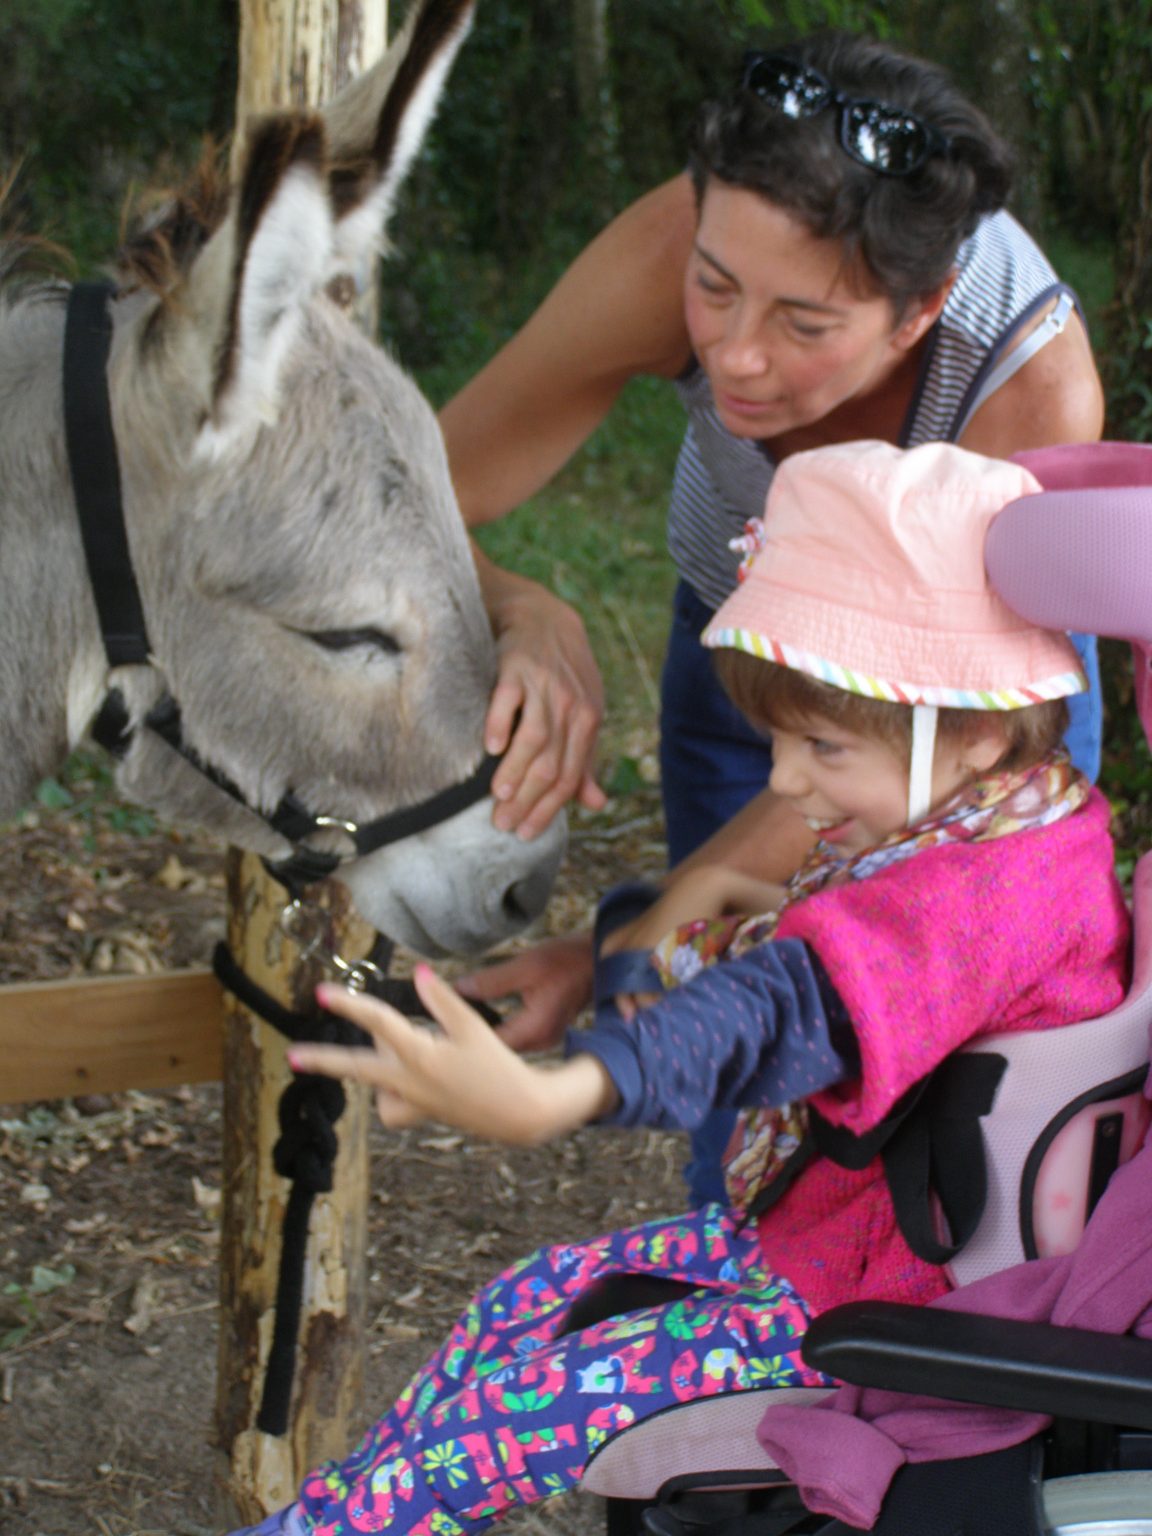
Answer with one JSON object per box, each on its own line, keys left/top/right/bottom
{"left": 744, "top": 57, "right": 830, "bottom": 119}
{"left": 842, "top": 102, "right": 930, "bottom": 174}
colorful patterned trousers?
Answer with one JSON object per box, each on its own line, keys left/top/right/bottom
{"left": 293, "top": 1204, "right": 826, "bottom": 1535}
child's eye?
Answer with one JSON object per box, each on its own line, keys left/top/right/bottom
{"left": 808, "top": 736, "right": 843, "bottom": 757}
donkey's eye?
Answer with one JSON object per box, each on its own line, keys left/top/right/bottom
{"left": 303, "top": 627, "right": 402, "bottom": 656}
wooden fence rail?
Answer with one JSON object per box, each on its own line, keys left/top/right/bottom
{"left": 0, "top": 969, "right": 222, "bottom": 1103}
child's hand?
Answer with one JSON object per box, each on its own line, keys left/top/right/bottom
{"left": 289, "top": 965, "right": 618, "bottom": 1145}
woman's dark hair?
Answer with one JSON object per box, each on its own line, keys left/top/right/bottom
{"left": 688, "top": 32, "right": 1015, "bottom": 316}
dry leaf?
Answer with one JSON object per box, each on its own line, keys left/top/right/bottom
{"left": 123, "top": 1273, "right": 158, "bottom": 1336}
{"left": 191, "top": 1176, "right": 221, "bottom": 1220}
{"left": 154, "top": 855, "right": 195, "bottom": 891}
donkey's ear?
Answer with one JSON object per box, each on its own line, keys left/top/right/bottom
{"left": 323, "top": 0, "right": 475, "bottom": 282}
{"left": 193, "top": 114, "right": 334, "bottom": 460}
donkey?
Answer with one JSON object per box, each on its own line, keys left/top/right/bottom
{"left": 0, "top": 0, "right": 566, "bottom": 959}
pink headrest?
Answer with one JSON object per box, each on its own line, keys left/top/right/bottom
{"left": 988, "top": 441, "right": 1152, "bottom": 747}
{"left": 986, "top": 483, "right": 1152, "bottom": 644}
{"left": 1012, "top": 441, "right": 1152, "bottom": 493}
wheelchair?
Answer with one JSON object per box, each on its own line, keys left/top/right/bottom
{"left": 573, "top": 441, "right": 1152, "bottom": 1536}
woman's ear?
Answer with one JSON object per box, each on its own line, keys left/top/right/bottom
{"left": 892, "top": 271, "right": 957, "bottom": 352}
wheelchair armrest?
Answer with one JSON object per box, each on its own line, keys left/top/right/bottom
{"left": 802, "top": 1301, "right": 1152, "bottom": 1429}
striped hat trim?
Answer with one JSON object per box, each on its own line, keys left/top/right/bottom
{"left": 703, "top": 627, "right": 1087, "bottom": 710}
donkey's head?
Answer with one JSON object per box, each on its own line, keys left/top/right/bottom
{"left": 61, "top": 0, "right": 564, "bottom": 956}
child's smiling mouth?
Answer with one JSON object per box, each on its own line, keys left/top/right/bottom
{"left": 803, "top": 814, "right": 848, "bottom": 834}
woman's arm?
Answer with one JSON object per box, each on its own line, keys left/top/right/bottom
{"left": 441, "top": 175, "right": 696, "bottom": 523}
{"left": 440, "top": 177, "right": 697, "bottom": 837}
{"left": 670, "top": 787, "right": 818, "bottom": 884}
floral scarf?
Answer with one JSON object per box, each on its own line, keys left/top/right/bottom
{"left": 650, "top": 754, "right": 1090, "bottom": 1211}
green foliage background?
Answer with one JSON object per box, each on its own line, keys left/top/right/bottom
{"left": 2, "top": 0, "right": 1150, "bottom": 831}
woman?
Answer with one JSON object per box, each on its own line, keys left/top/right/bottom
{"left": 446, "top": 32, "right": 1104, "bottom": 1201}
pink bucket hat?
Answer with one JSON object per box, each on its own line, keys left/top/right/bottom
{"left": 702, "top": 439, "right": 1087, "bottom": 709}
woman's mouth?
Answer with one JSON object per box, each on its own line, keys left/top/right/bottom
{"left": 715, "top": 389, "right": 785, "bottom": 421}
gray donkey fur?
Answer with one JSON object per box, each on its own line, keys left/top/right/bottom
{"left": 0, "top": 0, "right": 565, "bottom": 957}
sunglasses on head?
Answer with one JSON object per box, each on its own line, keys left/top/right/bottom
{"left": 740, "top": 52, "right": 951, "bottom": 177}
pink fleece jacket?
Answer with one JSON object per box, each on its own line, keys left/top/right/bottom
{"left": 764, "top": 788, "right": 1130, "bottom": 1314}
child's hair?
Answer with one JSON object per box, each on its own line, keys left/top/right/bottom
{"left": 713, "top": 648, "right": 1069, "bottom": 773}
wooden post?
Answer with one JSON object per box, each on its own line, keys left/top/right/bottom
{"left": 215, "top": 2, "right": 387, "bottom": 1522}
{"left": 216, "top": 853, "right": 376, "bottom": 1522}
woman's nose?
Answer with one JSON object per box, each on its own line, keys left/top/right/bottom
{"left": 713, "top": 311, "right": 772, "bottom": 379}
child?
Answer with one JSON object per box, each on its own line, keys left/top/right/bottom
{"left": 232, "top": 441, "right": 1130, "bottom": 1536}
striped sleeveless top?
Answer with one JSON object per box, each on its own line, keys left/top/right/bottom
{"left": 668, "top": 210, "right": 1075, "bottom": 609}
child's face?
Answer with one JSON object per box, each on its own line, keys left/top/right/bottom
{"left": 767, "top": 714, "right": 986, "bottom": 856}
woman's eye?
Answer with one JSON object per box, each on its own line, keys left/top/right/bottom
{"left": 788, "top": 321, "right": 832, "bottom": 341}
{"left": 304, "top": 627, "right": 402, "bottom": 656}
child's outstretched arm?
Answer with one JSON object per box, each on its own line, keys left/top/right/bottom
{"left": 289, "top": 965, "right": 620, "bottom": 1146}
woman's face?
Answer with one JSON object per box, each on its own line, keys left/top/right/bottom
{"left": 683, "top": 182, "right": 938, "bottom": 440}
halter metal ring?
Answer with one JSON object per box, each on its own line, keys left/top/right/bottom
{"left": 292, "top": 813, "right": 361, "bottom": 864}
{"left": 329, "top": 952, "right": 387, "bottom": 994}
{"left": 279, "top": 898, "right": 330, "bottom": 960}
{"left": 313, "top": 814, "right": 360, "bottom": 838}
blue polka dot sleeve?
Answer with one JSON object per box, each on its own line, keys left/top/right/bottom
{"left": 565, "top": 939, "right": 858, "bottom": 1130}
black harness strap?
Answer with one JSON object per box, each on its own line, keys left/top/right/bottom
{"left": 352, "top": 751, "right": 500, "bottom": 855}
{"left": 63, "top": 282, "right": 151, "bottom": 667}
{"left": 144, "top": 692, "right": 503, "bottom": 883}
{"left": 811, "top": 1051, "right": 1008, "bottom": 1266}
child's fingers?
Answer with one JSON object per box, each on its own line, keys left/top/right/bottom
{"left": 412, "top": 963, "right": 493, "bottom": 1043}
{"left": 375, "top": 1088, "right": 424, "bottom": 1129}
{"left": 315, "top": 980, "right": 428, "bottom": 1061}
{"left": 288, "top": 1042, "right": 398, "bottom": 1085}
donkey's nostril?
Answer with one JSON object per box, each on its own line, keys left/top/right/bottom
{"left": 503, "top": 874, "right": 554, "bottom": 929}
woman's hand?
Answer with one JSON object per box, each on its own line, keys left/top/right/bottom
{"left": 455, "top": 933, "right": 595, "bottom": 1053}
{"left": 289, "top": 966, "right": 617, "bottom": 1144}
{"left": 477, "top": 557, "right": 607, "bottom": 840}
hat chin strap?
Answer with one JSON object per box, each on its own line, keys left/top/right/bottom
{"left": 907, "top": 704, "right": 938, "bottom": 827}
